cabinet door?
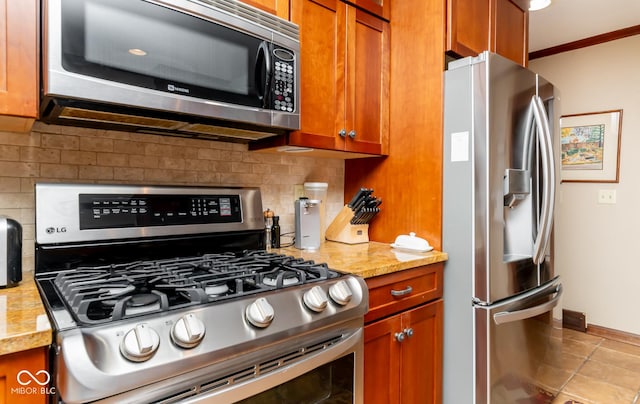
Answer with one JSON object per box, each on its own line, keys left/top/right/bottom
{"left": 239, "top": 0, "right": 289, "bottom": 19}
{"left": 352, "top": 0, "right": 390, "bottom": 21}
{"left": 0, "top": 347, "right": 48, "bottom": 404}
{"left": 491, "top": 0, "right": 528, "bottom": 66}
{"left": 289, "top": 0, "right": 346, "bottom": 150}
{"left": 400, "top": 300, "right": 443, "bottom": 404}
{"left": 364, "top": 314, "right": 401, "bottom": 404}
{"left": 446, "top": 0, "right": 490, "bottom": 58}
{"left": 0, "top": 0, "right": 38, "bottom": 133}
{"left": 347, "top": 9, "right": 389, "bottom": 155}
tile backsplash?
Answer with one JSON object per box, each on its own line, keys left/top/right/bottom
{"left": 0, "top": 122, "right": 345, "bottom": 274}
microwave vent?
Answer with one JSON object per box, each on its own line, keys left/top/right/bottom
{"left": 43, "top": 101, "right": 287, "bottom": 143}
{"left": 197, "top": 0, "right": 299, "bottom": 40}
{"left": 180, "top": 123, "right": 272, "bottom": 140}
{"left": 59, "top": 107, "right": 185, "bottom": 130}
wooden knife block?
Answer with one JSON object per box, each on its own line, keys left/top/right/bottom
{"left": 325, "top": 205, "right": 369, "bottom": 244}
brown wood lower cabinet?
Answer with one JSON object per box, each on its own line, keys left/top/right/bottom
{"left": 0, "top": 347, "right": 48, "bottom": 404}
{"left": 363, "top": 264, "right": 444, "bottom": 403}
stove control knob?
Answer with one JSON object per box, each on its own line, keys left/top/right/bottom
{"left": 171, "top": 313, "right": 206, "bottom": 349}
{"left": 329, "top": 280, "right": 353, "bottom": 306}
{"left": 120, "top": 323, "right": 160, "bottom": 362}
{"left": 303, "top": 285, "right": 329, "bottom": 312}
{"left": 246, "top": 297, "right": 275, "bottom": 328}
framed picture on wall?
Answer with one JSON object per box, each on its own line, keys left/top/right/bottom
{"left": 560, "top": 109, "right": 623, "bottom": 183}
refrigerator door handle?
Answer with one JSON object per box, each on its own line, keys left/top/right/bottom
{"left": 531, "top": 95, "right": 556, "bottom": 265}
{"left": 521, "top": 98, "right": 536, "bottom": 172}
{"left": 493, "top": 283, "right": 562, "bottom": 325}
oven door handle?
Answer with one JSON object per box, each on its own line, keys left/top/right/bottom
{"left": 493, "top": 283, "right": 562, "bottom": 325}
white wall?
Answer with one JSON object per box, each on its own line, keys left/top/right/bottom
{"left": 529, "top": 35, "right": 640, "bottom": 335}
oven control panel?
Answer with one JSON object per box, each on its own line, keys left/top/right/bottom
{"left": 79, "top": 194, "right": 243, "bottom": 229}
{"left": 35, "top": 183, "right": 264, "bottom": 244}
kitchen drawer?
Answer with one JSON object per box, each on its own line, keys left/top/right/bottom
{"left": 365, "top": 263, "right": 443, "bottom": 323}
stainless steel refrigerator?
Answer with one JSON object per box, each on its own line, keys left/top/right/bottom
{"left": 442, "top": 51, "right": 563, "bottom": 403}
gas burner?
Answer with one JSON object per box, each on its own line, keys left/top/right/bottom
{"left": 263, "top": 272, "right": 300, "bottom": 287}
{"left": 204, "top": 283, "right": 230, "bottom": 296}
{"left": 110, "top": 291, "right": 169, "bottom": 321}
{"left": 101, "top": 285, "right": 137, "bottom": 298}
{"left": 125, "top": 293, "right": 161, "bottom": 314}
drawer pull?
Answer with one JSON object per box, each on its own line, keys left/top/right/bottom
{"left": 390, "top": 286, "right": 413, "bottom": 297}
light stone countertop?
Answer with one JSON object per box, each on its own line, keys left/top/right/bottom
{"left": 0, "top": 275, "right": 51, "bottom": 356}
{"left": 276, "top": 240, "right": 448, "bottom": 278}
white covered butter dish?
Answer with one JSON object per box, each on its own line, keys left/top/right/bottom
{"left": 390, "top": 232, "right": 433, "bottom": 252}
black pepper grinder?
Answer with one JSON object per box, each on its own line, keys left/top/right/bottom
{"left": 271, "top": 216, "right": 281, "bottom": 248}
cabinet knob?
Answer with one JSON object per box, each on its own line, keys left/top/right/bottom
{"left": 394, "top": 332, "right": 405, "bottom": 342}
{"left": 403, "top": 328, "right": 414, "bottom": 338}
{"left": 338, "top": 129, "right": 347, "bottom": 137}
{"left": 348, "top": 130, "right": 356, "bottom": 139}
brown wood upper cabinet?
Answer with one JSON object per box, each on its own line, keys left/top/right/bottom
{"left": 251, "top": 0, "right": 390, "bottom": 156}
{"left": 446, "top": 0, "right": 529, "bottom": 66}
{"left": 0, "top": 0, "right": 38, "bottom": 133}
{"left": 352, "top": 0, "right": 390, "bottom": 21}
{"left": 238, "top": 0, "right": 289, "bottom": 19}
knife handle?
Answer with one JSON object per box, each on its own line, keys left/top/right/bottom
{"left": 347, "top": 188, "right": 367, "bottom": 208}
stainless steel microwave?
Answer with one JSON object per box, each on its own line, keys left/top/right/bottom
{"left": 41, "top": 0, "right": 300, "bottom": 141}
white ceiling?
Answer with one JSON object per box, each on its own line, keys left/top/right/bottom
{"left": 529, "top": 0, "right": 640, "bottom": 52}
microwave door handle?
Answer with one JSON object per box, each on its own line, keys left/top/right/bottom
{"left": 531, "top": 95, "right": 556, "bottom": 265}
{"left": 255, "top": 41, "right": 271, "bottom": 108}
{"left": 493, "top": 283, "right": 563, "bottom": 325}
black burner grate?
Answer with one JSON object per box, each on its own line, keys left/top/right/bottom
{"left": 50, "top": 251, "right": 341, "bottom": 325}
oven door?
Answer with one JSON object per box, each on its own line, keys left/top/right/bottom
{"left": 89, "top": 326, "right": 364, "bottom": 404}
{"left": 182, "top": 330, "right": 363, "bottom": 404}
{"left": 232, "top": 351, "right": 358, "bottom": 404}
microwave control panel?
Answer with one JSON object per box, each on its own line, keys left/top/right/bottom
{"left": 272, "top": 48, "right": 295, "bottom": 113}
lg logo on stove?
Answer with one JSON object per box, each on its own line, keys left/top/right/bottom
{"left": 46, "top": 226, "right": 67, "bottom": 234}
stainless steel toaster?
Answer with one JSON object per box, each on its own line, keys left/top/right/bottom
{"left": 0, "top": 216, "right": 22, "bottom": 288}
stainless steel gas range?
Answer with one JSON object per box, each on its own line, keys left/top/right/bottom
{"left": 34, "top": 183, "right": 367, "bottom": 403}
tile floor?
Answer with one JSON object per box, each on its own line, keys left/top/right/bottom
{"left": 545, "top": 328, "right": 640, "bottom": 403}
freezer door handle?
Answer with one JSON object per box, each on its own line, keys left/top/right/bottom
{"left": 493, "top": 283, "right": 562, "bottom": 325}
